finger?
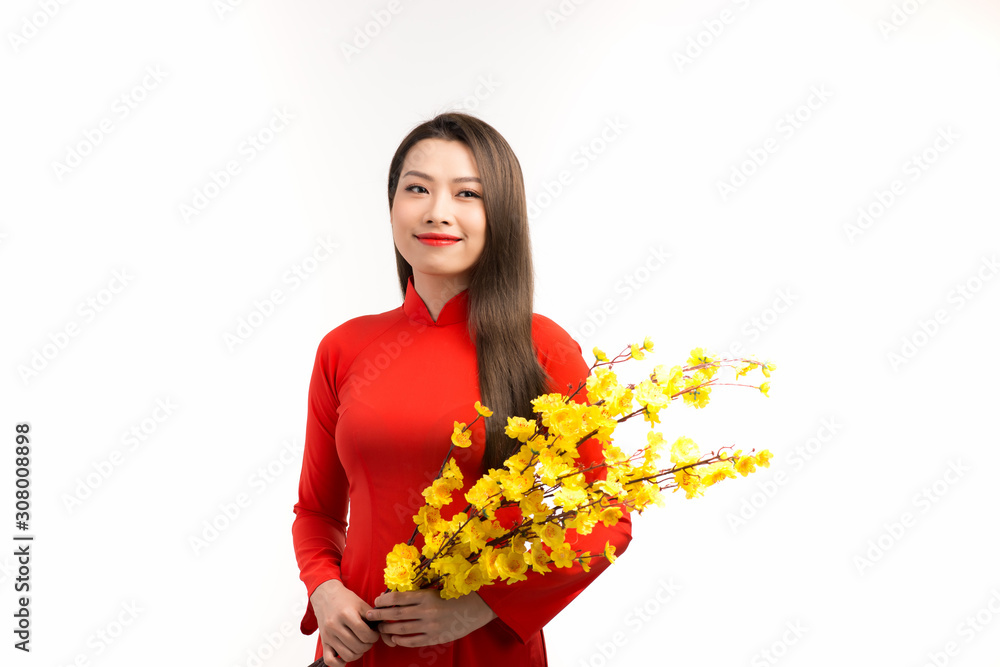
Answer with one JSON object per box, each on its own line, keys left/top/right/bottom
{"left": 329, "top": 632, "right": 367, "bottom": 663}
{"left": 331, "top": 617, "right": 376, "bottom": 649}
{"left": 321, "top": 643, "right": 346, "bottom": 667}
{"left": 380, "top": 632, "right": 397, "bottom": 647}
{"left": 390, "top": 633, "right": 430, "bottom": 648}
{"left": 367, "top": 605, "right": 418, "bottom": 623}
{"left": 374, "top": 591, "right": 423, "bottom": 608}
{"left": 345, "top": 614, "right": 380, "bottom": 643}
{"left": 378, "top": 620, "right": 421, "bottom": 636}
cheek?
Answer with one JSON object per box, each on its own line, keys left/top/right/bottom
{"left": 392, "top": 199, "right": 419, "bottom": 224}
{"left": 470, "top": 216, "right": 487, "bottom": 250}
{"left": 478, "top": 228, "right": 489, "bottom": 253}
{"left": 469, "top": 229, "right": 487, "bottom": 255}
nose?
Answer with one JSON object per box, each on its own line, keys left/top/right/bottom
{"left": 424, "top": 190, "right": 454, "bottom": 226}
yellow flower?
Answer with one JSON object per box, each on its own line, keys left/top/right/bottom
{"left": 583, "top": 405, "right": 618, "bottom": 444}
{"left": 537, "top": 448, "right": 571, "bottom": 485}
{"left": 673, "top": 468, "right": 704, "bottom": 499}
{"left": 670, "top": 436, "right": 700, "bottom": 467}
{"left": 429, "top": 553, "right": 469, "bottom": 578}
{"left": 504, "top": 444, "right": 534, "bottom": 472}
{"left": 567, "top": 507, "right": 600, "bottom": 535}
{"left": 550, "top": 542, "right": 577, "bottom": 569}
{"left": 519, "top": 489, "right": 551, "bottom": 522}
{"left": 547, "top": 405, "right": 587, "bottom": 440}
{"left": 531, "top": 392, "right": 567, "bottom": 415}
{"left": 596, "top": 505, "right": 623, "bottom": 527}
{"left": 453, "top": 540, "right": 473, "bottom": 560}
{"left": 561, "top": 471, "right": 587, "bottom": 491}
{"left": 421, "top": 528, "right": 447, "bottom": 560}
{"left": 759, "top": 382, "right": 770, "bottom": 397}
{"left": 480, "top": 517, "right": 508, "bottom": 541}
{"left": 634, "top": 380, "right": 670, "bottom": 421}
{"left": 384, "top": 543, "right": 421, "bottom": 591}
{"left": 635, "top": 379, "right": 668, "bottom": 407}
{"left": 455, "top": 562, "right": 489, "bottom": 594}
{"left": 495, "top": 549, "right": 529, "bottom": 583}
{"left": 762, "top": 361, "right": 776, "bottom": 378}
{"left": 441, "top": 457, "right": 463, "bottom": 486}
{"left": 735, "top": 455, "right": 757, "bottom": 476}
{"left": 687, "top": 347, "right": 715, "bottom": 367}
{"left": 414, "top": 505, "right": 444, "bottom": 533}
{"left": 586, "top": 367, "right": 619, "bottom": 404}
{"left": 642, "top": 431, "right": 667, "bottom": 465}
{"left": 553, "top": 485, "right": 587, "bottom": 511}
{"left": 474, "top": 401, "right": 493, "bottom": 417}
{"left": 457, "top": 516, "right": 489, "bottom": 552}
{"left": 735, "top": 361, "right": 758, "bottom": 380}
{"left": 642, "top": 336, "right": 655, "bottom": 352}
{"left": 499, "top": 469, "right": 535, "bottom": 502}
{"left": 422, "top": 477, "right": 456, "bottom": 508}
{"left": 755, "top": 450, "right": 773, "bottom": 468}
{"left": 465, "top": 476, "right": 500, "bottom": 511}
{"left": 629, "top": 482, "right": 664, "bottom": 511}
{"left": 602, "top": 442, "right": 629, "bottom": 466}
{"left": 536, "top": 521, "right": 566, "bottom": 549}
{"left": 701, "top": 461, "right": 737, "bottom": 487}
{"left": 384, "top": 560, "right": 417, "bottom": 591}
{"left": 593, "top": 346, "right": 609, "bottom": 362}
{"left": 390, "top": 542, "right": 419, "bottom": 561}
{"left": 445, "top": 511, "right": 469, "bottom": 533}
{"left": 504, "top": 416, "right": 537, "bottom": 443}
{"left": 653, "top": 364, "right": 685, "bottom": 396}
{"left": 629, "top": 342, "right": 645, "bottom": 360}
{"left": 479, "top": 545, "right": 500, "bottom": 579}
{"left": 604, "top": 541, "right": 617, "bottom": 564}
{"left": 605, "top": 384, "right": 635, "bottom": 418}
{"left": 451, "top": 421, "right": 472, "bottom": 448}
{"left": 525, "top": 540, "right": 552, "bottom": 574}
{"left": 594, "top": 478, "right": 624, "bottom": 499}
{"left": 682, "top": 384, "right": 711, "bottom": 409}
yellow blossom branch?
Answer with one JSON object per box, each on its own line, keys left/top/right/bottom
{"left": 382, "top": 342, "right": 777, "bottom": 597}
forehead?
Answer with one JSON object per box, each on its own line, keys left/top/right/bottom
{"left": 402, "top": 138, "right": 479, "bottom": 174}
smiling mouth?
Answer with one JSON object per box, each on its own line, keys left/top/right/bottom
{"left": 415, "top": 232, "right": 461, "bottom": 247}
{"left": 416, "top": 236, "right": 460, "bottom": 246}
{"left": 415, "top": 233, "right": 461, "bottom": 241}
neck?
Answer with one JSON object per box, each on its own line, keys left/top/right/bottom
{"left": 411, "top": 271, "right": 469, "bottom": 322}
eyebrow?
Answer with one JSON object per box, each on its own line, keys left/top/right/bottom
{"left": 401, "top": 169, "right": 481, "bottom": 184}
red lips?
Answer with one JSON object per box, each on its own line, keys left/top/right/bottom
{"left": 416, "top": 233, "right": 461, "bottom": 241}
{"left": 416, "top": 233, "right": 461, "bottom": 246}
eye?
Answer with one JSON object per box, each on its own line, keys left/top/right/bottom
{"left": 404, "top": 184, "right": 481, "bottom": 199}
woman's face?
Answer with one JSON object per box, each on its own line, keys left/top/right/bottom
{"left": 391, "top": 138, "right": 487, "bottom": 289}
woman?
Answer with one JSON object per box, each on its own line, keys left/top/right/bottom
{"left": 292, "top": 112, "right": 632, "bottom": 666}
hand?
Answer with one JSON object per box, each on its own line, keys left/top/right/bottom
{"left": 310, "top": 579, "right": 380, "bottom": 665}
{"left": 367, "top": 589, "right": 498, "bottom": 648}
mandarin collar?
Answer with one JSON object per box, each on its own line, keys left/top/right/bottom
{"left": 402, "top": 275, "right": 470, "bottom": 327}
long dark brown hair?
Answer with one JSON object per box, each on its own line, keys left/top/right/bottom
{"left": 387, "top": 112, "right": 551, "bottom": 471}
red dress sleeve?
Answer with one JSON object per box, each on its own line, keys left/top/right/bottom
{"left": 475, "top": 317, "right": 634, "bottom": 643}
{"left": 291, "top": 332, "right": 350, "bottom": 635}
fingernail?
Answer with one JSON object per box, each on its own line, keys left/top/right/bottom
{"left": 366, "top": 610, "right": 374, "bottom": 619}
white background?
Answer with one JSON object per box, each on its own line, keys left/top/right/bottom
{"left": 3, "top": 1, "right": 999, "bottom": 666}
